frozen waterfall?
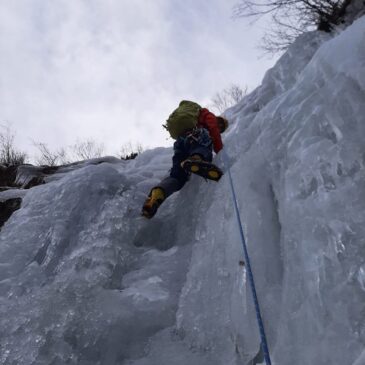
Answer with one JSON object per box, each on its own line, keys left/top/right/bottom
{"left": 1, "top": 16, "right": 365, "bottom": 365}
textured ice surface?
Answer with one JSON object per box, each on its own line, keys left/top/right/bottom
{"left": 1, "top": 17, "right": 365, "bottom": 365}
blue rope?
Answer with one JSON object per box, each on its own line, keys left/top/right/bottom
{"left": 223, "top": 151, "right": 272, "bottom": 365}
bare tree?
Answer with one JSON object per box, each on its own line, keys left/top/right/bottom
{"left": 71, "top": 139, "right": 104, "bottom": 161}
{"left": 56, "top": 148, "right": 70, "bottom": 165}
{"left": 118, "top": 142, "right": 144, "bottom": 160}
{"left": 33, "top": 142, "right": 69, "bottom": 166}
{"left": 260, "top": 11, "right": 306, "bottom": 54}
{"left": 211, "top": 84, "right": 248, "bottom": 113}
{"left": 233, "top": 0, "right": 354, "bottom": 54}
{"left": 34, "top": 138, "right": 104, "bottom": 166}
{"left": 0, "top": 125, "right": 27, "bottom": 165}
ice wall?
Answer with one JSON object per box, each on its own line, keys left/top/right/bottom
{"left": 1, "top": 16, "right": 365, "bottom": 365}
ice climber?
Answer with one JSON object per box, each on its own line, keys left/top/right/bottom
{"left": 142, "top": 100, "right": 228, "bottom": 219}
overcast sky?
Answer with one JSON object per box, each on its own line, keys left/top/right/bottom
{"left": 0, "top": 0, "right": 278, "bottom": 159}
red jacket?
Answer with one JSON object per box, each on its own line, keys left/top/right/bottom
{"left": 198, "top": 108, "right": 223, "bottom": 153}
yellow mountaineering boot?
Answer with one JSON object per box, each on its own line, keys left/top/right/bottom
{"left": 141, "top": 187, "right": 165, "bottom": 219}
{"left": 181, "top": 154, "right": 201, "bottom": 173}
{"left": 181, "top": 155, "right": 223, "bottom": 182}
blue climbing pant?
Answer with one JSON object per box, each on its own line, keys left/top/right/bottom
{"left": 157, "top": 128, "right": 213, "bottom": 197}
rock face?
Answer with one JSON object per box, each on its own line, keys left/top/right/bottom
{"left": 0, "top": 165, "right": 18, "bottom": 189}
{"left": 0, "top": 157, "right": 121, "bottom": 229}
{"left": 0, "top": 164, "right": 58, "bottom": 190}
{"left": 0, "top": 198, "right": 22, "bottom": 229}
{"left": 0, "top": 164, "right": 60, "bottom": 229}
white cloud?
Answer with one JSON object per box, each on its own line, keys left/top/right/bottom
{"left": 0, "top": 0, "right": 277, "bottom": 160}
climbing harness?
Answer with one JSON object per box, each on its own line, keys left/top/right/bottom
{"left": 182, "top": 127, "right": 212, "bottom": 148}
{"left": 222, "top": 150, "right": 272, "bottom": 365}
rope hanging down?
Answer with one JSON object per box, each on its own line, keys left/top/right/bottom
{"left": 222, "top": 151, "right": 272, "bottom": 365}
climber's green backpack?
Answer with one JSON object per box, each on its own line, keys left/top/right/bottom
{"left": 163, "top": 100, "right": 202, "bottom": 139}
